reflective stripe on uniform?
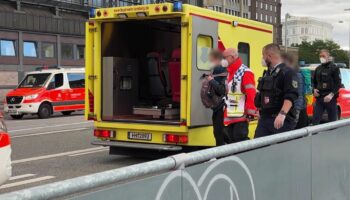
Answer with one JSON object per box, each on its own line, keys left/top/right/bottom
{"left": 244, "top": 84, "right": 255, "bottom": 89}
{"left": 246, "top": 109, "right": 256, "bottom": 115}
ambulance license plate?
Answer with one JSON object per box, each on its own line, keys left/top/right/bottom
{"left": 128, "top": 132, "right": 152, "bottom": 141}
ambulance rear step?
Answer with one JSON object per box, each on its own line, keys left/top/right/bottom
{"left": 91, "top": 140, "right": 182, "bottom": 151}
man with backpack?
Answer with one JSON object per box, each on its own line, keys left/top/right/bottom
{"left": 222, "top": 48, "right": 257, "bottom": 143}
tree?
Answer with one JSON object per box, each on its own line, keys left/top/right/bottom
{"left": 294, "top": 40, "right": 349, "bottom": 66}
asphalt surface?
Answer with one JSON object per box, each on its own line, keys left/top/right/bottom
{"left": 0, "top": 112, "right": 150, "bottom": 194}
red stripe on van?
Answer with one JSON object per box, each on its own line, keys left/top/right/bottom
{"left": 189, "top": 13, "right": 272, "bottom": 34}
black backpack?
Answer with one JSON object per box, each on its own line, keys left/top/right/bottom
{"left": 200, "top": 73, "right": 227, "bottom": 109}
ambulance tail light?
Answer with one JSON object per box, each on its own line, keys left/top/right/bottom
{"left": 94, "top": 129, "right": 113, "bottom": 138}
{"left": 164, "top": 134, "right": 188, "bottom": 144}
{"left": 88, "top": 90, "right": 94, "bottom": 113}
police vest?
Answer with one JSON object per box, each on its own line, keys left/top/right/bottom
{"left": 315, "top": 65, "right": 334, "bottom": 93}
{"left": 225, "top": 64, "right": 250, "bottom": 118}
{"left": 257, "top": 67, "right": 283, "bottom": 110}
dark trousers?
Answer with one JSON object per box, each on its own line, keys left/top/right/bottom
{"left": 255, "top": 116, "right": 296, "bottom": 138}
{"left": 296, "top": 108, "right": 309, "bottom": 129}
{"left": 226, "top": 121, "right": 249, "bottom": 143}
{"left": 212, "top": 107, "right": 225, "bottom": 146}
{"left": 312, "top": 97, "right": 337, "bottom": 125}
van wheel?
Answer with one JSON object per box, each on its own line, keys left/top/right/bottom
{"left": 38, "top": 103, "right": 52, "bottom": 119}
{"left": 11, "top": 114, "right": 24, "bottom": 120}
{"left": 62, "top": 111, "right": 73, "bottom": 116}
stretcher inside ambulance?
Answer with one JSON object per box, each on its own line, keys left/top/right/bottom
{"left": 101, "top": 18, "right": 182, "bottom": 124}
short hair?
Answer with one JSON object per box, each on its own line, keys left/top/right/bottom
{"left": 263, "top": 43, "right": 281, "bottom": 55}
{"left": 209, "top": 49, "right": 223, "bottom": 60}
{"left": 281, "top": 52, "right": 295, "bottom": 65}
{"left": 224, "top": 48, "right": 238, "bottom": 57}
{"left": 319, "top": 49, "right": 330, "bottom": 55}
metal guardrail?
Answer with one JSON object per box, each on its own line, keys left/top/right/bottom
{"left": 1, "top": 118, "right": 350, "bottom": 200}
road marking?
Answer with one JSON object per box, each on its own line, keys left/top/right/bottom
{"left": 0, "top": 176, "right": 55, "bottom": 189}
{"left": 11, "top": 128, "right": 90, "bottom": 139}
{"left": 12, "top": 147, "right": 108, "bottom": 164}
{"left": 69, "top": 149, "right": 108, "bottom": 157}
{"left": 9, "top": 174, "right": 36, "bottom": 181}
{"left": 9, "top": 121, "right": 91, "bottom": 133}
{"left": 5, "top": 115, "right": 84, "bottom": 124}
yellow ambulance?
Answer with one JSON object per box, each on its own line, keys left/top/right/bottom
{"left": 85, "top": 3, "right": 273, "bottom": 155}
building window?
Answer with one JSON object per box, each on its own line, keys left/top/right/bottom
{"left": 238, "top": 42, "right": 250, "bottom": 66}
{"left": 260, "top": 13, "right": 263, "bottom": 21}
{"left": 23, "top": 41, "right": 38, "bottom": 58}
{"left": 76, "top": 45, "right": 85, "bottom": 60}
{"left": 0, "top": 40, "right": 16, "bottom": 56}
{"left": 42, "top": 43, "right": 55, "bottom": 58}
{"left": 61, "top": 43, "right": 74, "bottom": 59}
{"left": 261, "top": 2, "right": 263, "bottom": 9}
{"left": 197, "top": 35, "right": 213, "bottom": 70}
{"left": 270, "top": 16, "right": 272, "bottom": 23}
{"left": 67, "top": 73, "right": 85, "bottom": 88}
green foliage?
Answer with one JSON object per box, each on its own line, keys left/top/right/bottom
{"left": 294, "top": 40, "right": 349, "bottom": 66}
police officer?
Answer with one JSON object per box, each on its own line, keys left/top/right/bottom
{"left": 312, "top": 49, "right": 341, "bottom": 125}
{"left": 254, "top": 44, "right": 299, "bottom": 138}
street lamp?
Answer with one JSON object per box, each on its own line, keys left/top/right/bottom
{"left": 284, "top": 13, "right": 291, "bottom": 52}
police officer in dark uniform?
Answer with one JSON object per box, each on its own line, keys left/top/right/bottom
{"left": 254, "top": 44, "right": 299, "bottom": 138}
{"left": 312, "top": 49, "right": 341, "bottom": 125}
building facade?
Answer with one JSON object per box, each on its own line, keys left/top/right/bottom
{"left": 282, "top": 16, "right": 333, "bottom": 47}
{"left": 250, "top": 0, "right": 282, "bottom": 44}
{"left": 0, "top": 0, "right": 91, "bottom": 100}
{"left": 203, "top": 0, "right": 250, "bottom": 19}
{"left": 203, "top": 0, "right": 282, "bottom": 44}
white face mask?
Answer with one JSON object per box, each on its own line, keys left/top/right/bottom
{"left": 221, "top": 59, "right": 229, "bottom": 68}
{"left": 261, "top": 58, "right": 267, "bottom": 67}
{"left": 320, "top": 57, "right": 327, "bottom": 64}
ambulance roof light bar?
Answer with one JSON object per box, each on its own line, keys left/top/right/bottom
{"left": 36, "top": 65, "right": 62, "bottom": 71}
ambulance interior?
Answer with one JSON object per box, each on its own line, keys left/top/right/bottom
{"left": 101, "top": 17, "right": 182, "bottom": 124}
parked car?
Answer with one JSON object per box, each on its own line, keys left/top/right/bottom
{"left": 0, "top": 115, "right": 11, "bottom": 185}
{"left": 303, "top": 66, "right": 350, "bottom": 120}
{"left": 4, "top": 66, "right": 85, "bottom": 119}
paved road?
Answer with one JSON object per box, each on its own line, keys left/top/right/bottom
{"left": 0, "top": 112, "right": 150, "bottom": 194}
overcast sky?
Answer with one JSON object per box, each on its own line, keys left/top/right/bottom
{"left": 282, "top": 0, "right": 350, "bottom": 50}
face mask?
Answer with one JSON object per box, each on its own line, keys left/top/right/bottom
{"left": 221, "top": 59, "right": 229, "bottom": 68}
{"left": 320, "top": 57, "right": 327, "bottom": 64}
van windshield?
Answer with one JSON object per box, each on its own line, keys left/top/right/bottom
{"left": 18, "top": 73, "right": 51, "bottom": 88}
